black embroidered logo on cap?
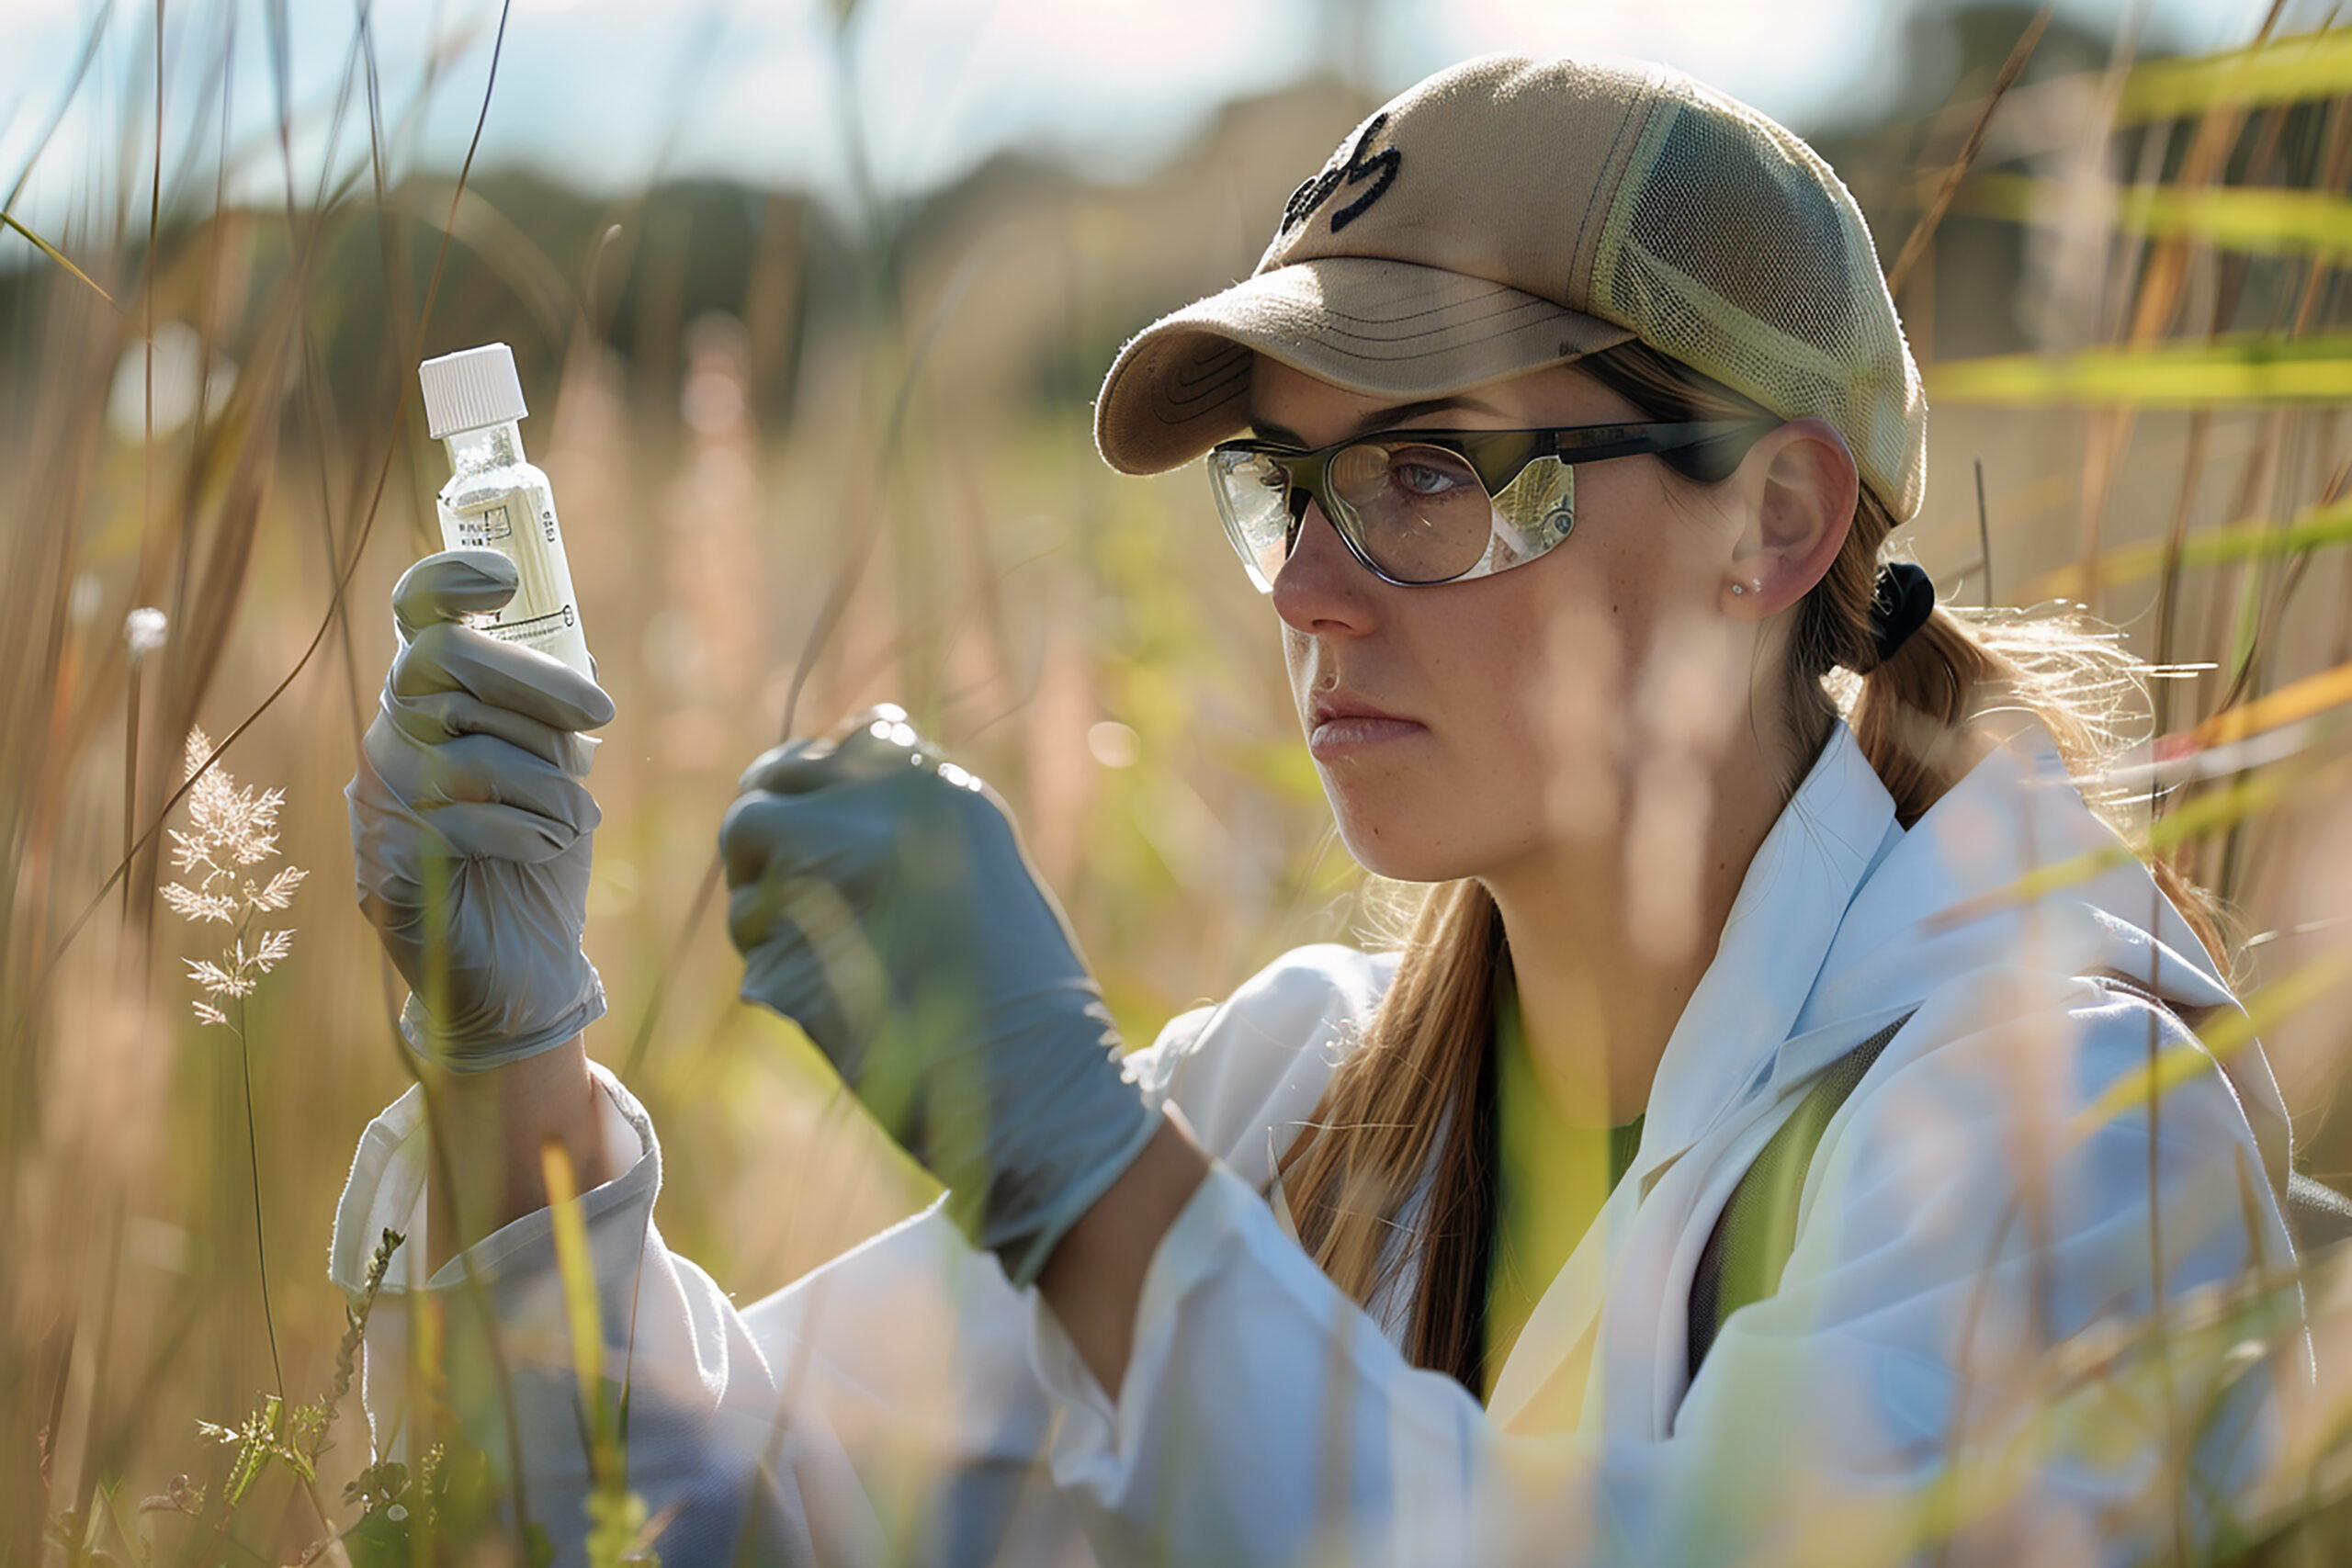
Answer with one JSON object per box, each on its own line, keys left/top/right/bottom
{"left": 1279, "top": 112, "right": 1401, "bottom": 237}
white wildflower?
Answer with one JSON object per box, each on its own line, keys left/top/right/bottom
{"left": 166, "top": 730, "right": 287, "bottom": 890}
{"left": 165, "top": 726, "right": 304, "bottom": 1031}
{"left": 159, "top": 882, "right": 236, "bottom": 924}
{"left": 186, "top": 957, "right": 254, "bottom": 999}
{"left": 124, "top": 606, "right": 167, "bottom": 660}
{"left": 250, "top": 865, "right": 308, "bottom": 912}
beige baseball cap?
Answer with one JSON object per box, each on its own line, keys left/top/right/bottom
{"left": 1093, "top": 52, "right": 1928, "bottom": 524}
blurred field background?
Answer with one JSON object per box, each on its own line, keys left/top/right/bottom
{"left": 7, "top": 0, "right": 2352, "bottom": 1560}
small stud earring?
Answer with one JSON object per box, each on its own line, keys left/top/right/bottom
{"left": 1730, "top": 581, "right": 1748, "bottom": 596}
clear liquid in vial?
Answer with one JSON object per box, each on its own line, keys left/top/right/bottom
{"left": 434, "top": 446, "right": 592, "bottom": 677}
{"left": 419, "top": 343, "right": 594, "bottom": 679}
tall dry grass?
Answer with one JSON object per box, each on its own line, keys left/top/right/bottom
{"left": 1, "top": 4, "right": 1356, "bottom": 1559}
{"left": 1, "top": 0, "right": 2350, "bottom": 1562}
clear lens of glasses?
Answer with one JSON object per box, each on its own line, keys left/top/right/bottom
{"left": 1208, "top": 439, "right": 1577, "bottom": 591}
{"left": 1206, "top": 447, "right": 1297, "bottom": 592}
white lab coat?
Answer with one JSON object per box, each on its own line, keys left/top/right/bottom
{"left": 329, "top": 718, "right": 2307, "bottom": 1565}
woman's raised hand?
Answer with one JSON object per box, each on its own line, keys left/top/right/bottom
{"left": 720, "top": 705, "right": 1162, "bottom": 1286}
{"left": 346, "top": 549, "right": 615, "bottom": 1070}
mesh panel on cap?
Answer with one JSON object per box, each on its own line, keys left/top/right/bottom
{"left": 1592, "top": 80, "right": 1926, "bottom": 520}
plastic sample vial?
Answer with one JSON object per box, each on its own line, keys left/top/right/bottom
{"left": 418, "top": 343, "right": 593, "bottom": 676}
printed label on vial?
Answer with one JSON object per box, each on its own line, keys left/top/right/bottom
{"left": 453, "top": 502, "right": 515, "bottom": 547}
{"left": 437, "top": 479, "right": 591, "bottom": 674}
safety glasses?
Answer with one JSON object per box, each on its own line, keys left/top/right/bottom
{"left": 1205, "top": 419, "right": 1775, "bottom": 592}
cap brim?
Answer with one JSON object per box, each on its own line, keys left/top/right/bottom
{"left": 1094, "top": 256, "right": 1638, "bottom": 476}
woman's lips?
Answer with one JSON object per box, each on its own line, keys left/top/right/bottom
{"left": 1309, "top": 715, "right": 1426, "bottom": 759}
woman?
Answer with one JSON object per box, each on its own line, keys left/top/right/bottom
{"left": 339, "top": 52, "right": 2305, "bottom": 1565}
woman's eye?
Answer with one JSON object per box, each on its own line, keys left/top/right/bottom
{"left": 1390, "top": 459, "right": 1470, "bottom": 498}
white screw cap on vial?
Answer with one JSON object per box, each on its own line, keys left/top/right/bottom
{"left": 420, "top": 343, "right": 529, "bottom": 439}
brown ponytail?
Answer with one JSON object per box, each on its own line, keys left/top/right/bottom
{"left": 1275, "top": 337, "right": 2233, "bottom": 1393}
{"left": 1274, "top": 879, "right": 1504, "bottom": 1390}
{"left": 1851, "top": 601, "right": 2232, "bottom": 973}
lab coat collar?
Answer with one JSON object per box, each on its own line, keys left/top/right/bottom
{"left": 1487, "top": 714, "right": 2290, "bottom": 1434}
{"left": 1625, "top": 719, "right": 1897, "bottom": 1179}
{"left": 1482, "top": 722, "right": 1893, "bottom": 1428}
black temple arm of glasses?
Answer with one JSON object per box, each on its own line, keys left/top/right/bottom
{"left": 1538, "top": 420, "right": 1774, "bottom": 464}
{"left": 1213, "top": 418, "right": 1777, "bottom": 493}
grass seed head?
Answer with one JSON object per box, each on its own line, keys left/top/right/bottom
{"left": 165, "top": 727, "right": 303, "bottom": 1025}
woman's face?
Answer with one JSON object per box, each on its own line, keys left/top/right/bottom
{"left": 1248, "top": 356, "right": 1766, "bottom": 886}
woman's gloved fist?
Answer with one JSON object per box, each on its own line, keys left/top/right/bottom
{"left": 719, "top": 705, "right": 1161, "bottom": 1287}
{"left": 346, "top": 549, "right": 614, "bottom": 1070}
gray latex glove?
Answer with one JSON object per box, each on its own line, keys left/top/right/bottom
{"left": 347, "top": 549, "right": 614, "bottom": 1070}
{"left": 719, "top": 705, "right": 1161, "bottom": 1287}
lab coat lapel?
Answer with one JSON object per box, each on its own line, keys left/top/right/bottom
{"left": 1486, "top": 726, "right": 1895, "bottom": 1434}
{"left": 1786, "top": 720, "right": 2289, "bottom": 1189}
{"left": 1793, "top": 721, "right": 2222, "bottom": 1045}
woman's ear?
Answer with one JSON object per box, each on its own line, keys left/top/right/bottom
{"left": 1720, "top": 419, "right": 1859, "bottom": 619}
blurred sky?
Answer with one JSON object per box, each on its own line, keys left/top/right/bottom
{"left": 0, "top": 0, "right": 2326, "bottom": 235}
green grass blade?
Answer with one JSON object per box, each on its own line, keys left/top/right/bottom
{"left": 2021, "top": 496, "right": 2352, "bottom": 594}
{"left": 2188, "top": 658, "right": 2352, "bottom": 748}
{"left": 1928, "top": 333, "right": 2352, "bottom": 408}
{"left": 1955, "top": 175, "right": 2352, "bottom": 260}
{"left": 2118, "top": 28, "right": 2352, "bottom": 124}
{"left": 2081, "top": 950, "right": 2352, "bottom": 1127}
{"left": 543, "top": 1143, "right": 650, "bottom": 1566}
{"left": 540, "top": 1144, "right": 609, "bottom": 1463}
{"left": 1928, "top": 760, "right": 2329, "bottom": 931}
{"left": 0, "top": 210, "right": 119, "bottom": 308}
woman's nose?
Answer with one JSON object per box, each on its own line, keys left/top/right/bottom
{"left": 1271, "top": 499, "right": 1379, "bottom": 636}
